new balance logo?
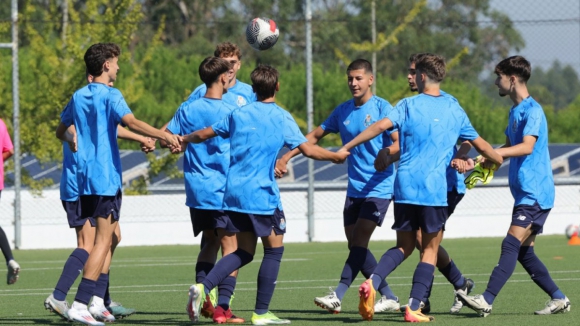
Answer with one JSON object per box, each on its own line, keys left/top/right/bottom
{"left": 372, "top": 211, "right": 381, "bottom": 217}
{"left": 517, "top": 215, "right": 526, "bottom": 221}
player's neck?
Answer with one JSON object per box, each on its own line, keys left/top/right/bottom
{"left": 92, "top": 75, "right": 111, "bottom": 85}
{"left": 228, "top": 77, "right": 237, "bottom": 89}
{"left": 259, "top": 95, "right": 276, "bottom": 103}
{"left": 205, "top": 86, "right": 224, "bottom": 100}
{"left": 510, "top": 86, "right": 530, "bottom": 106}
{"left": 353, "top": 92, "right": 373, "bottom": 107}
{"left": 421, "top": 83, "right": 440, "bottom": 96}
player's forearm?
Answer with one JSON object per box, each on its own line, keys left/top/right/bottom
{"left": 125, "top": 119, "right": 166, "bottom": 140}
{"left": 117, "top": 125, "right": 147, "bottom": 143}
{"left": 456, "top": 141, "right": 472, "bottom": 158}
{"left": 183, "top": 126, "right": 216, "bottom": 144}
{"left": 342, "top": 118, "right": 392, "bottom": 151}
{"left": 2, "top": 150, "right": 13, "bottom": 161}
{"left": 495, "top": 143, "right": 534, "bottom": 158}
{"left": 299, "top": 144, "right": 338, "bottom": 161}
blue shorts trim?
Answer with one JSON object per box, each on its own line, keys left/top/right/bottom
{"left": 343, "top": 197, "right": 390, "bottom": 227}
{"left": 511, "top": 203, "right": 550, "bottom": 235}
{"left": 447, "top": 189, "right": 464, "bottom": 217}
{"left": 392, "top": 203, "right": 447, "bottom": 233}
{"left": 226, "top": 208, "right": 286, "bottom": 237}
{"left": 189, "top": 208, "right": 231, "bottom": 236}
{"left": 62, "top": 199, "right": 96, "bottom": 228}
{"left": 79, "top": 190, "right": 122, "bottom": 222}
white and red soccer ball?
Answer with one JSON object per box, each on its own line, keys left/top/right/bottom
{"left": 246, "top": 17, "right": 279, "bottom": 51}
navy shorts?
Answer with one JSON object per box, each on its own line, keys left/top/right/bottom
{"left": 392, "top": 203, "right": 447, "bottom": 233}
{"left": 511, "top": 203, "right": 550, "bottom": 235}
{"left": 447, "top": 189, "right": 465, "bottom": 217}
{"left": 62, "top": 199, "right": 96, "bottom": 228}
{"left": 226, "top": 208, "right": 286, "bottom": 237}
{"left": 343, "top": 197, "right": 390, "bottom": 227}
{"left": 79, "top": 190, "right": 122, "bottom": 222}
{"left": 189, "top": 208, "right": 233, "bottom": 237}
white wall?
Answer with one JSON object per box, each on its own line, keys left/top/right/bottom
{"left": 0, "top": 184, "right": 578, "bottom": 249}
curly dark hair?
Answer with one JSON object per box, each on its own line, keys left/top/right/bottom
{"left": 84, "top": 43, "right": 121, "bottom": 77}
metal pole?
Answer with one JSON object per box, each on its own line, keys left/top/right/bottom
{"left": 11, "top": 0, "right": 21, "bottom": 249}
{"left": 305, "top": 0, "right": 315, "bottom": 242}
{"left": 371, "top": 0, "right": 377, "bottom": 94}
{"left": 0, "top": 0, "right": 21, "bottom": 249}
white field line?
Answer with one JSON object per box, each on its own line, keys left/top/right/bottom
{"left": 1, "top": 271, "right": 579, "bottom": 296}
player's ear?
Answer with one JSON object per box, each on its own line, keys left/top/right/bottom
{"left": 103, "top": 60, "right": 110, "bottom": 72}
{"left": 368, "top": 74, "right": 374, "bottom": 85}
{"left": 275, "top": 82, "right": 280, "bottom": 92}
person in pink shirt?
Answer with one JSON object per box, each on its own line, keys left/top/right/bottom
{"left": 0, "top": 118, "right": 19, "bottom": 285}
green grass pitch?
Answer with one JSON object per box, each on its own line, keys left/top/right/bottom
{"left": 0, "top": 235, "right": 578, "bottom": 325}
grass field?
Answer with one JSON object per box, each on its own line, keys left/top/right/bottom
{"left": 0, "top": 235, "right": 578, "bottom": 325}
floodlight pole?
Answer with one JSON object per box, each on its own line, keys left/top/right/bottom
{"left": 0, "top": 0, "right": 21, "bottom": 249}
{"left": 305, "top": 0, "right": 315, "bottom": 242}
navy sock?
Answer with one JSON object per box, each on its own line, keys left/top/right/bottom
{"left": 370, "top": 247, "right": 405, "bottom": 291}
{"left": 218, "top": 276, "right": 237, "bottom": 310}
{"left": 483, "top": 234, "right": 520, "bottom": 304}
{"left": 104, "top": 276, "right": 111, "bottom": 306}
{"left": 423, "top": 275, "right": 434, "bottom": 301}
{"left": 361, "top": 249, "right": 397, "bottom": 300}
{"left": 409, "top": 262, "right": 435, "bottom": 310}
{"left": 94, "top": 273, "right": 109, "bottom": 300}
{"left": 335, "top": 246, "right": 366, "bottom": 300}
{"left": 196, "top": 262, "right": 215, "bottom": 283}
{"left": 255, "top": 247, "right": 284, "bottom": 315}
{"left": 74, "top": 278, "right": 96, "bottom": 305}
{"left": 53, "top": 248, "right": 89, "bottom": 301}
{"left": 518, "top": 246, "right": 563, "bottom": 299}
{"left": 0, "top": 227, "right": 13, "bottom": 263}
{"left": 439, "top": 260, "right": 465, "bottom": 290}
{"left": 202, "top": 249, "right": 253, "bottom": 293}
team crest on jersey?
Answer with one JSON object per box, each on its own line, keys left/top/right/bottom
{"left": 511, "top": 119, "right": 518, "bottom": 133}
{"left": 237, "top": 96, "right": 247, "bottom": 107}
{"left": 364, "top": 114, "right": 373, "bottom": 127}
{"left": 279, "top": 218, "right": 286, "bottom": 230}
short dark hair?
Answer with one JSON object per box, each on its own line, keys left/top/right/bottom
{"left": 494, "top": 55, "right": 531, "bottom": 82}
{"left": 215, "top": 42, "right": 242, "bottom": 60}
{"left": 199, "top": 57, "right": 231, "bottom": 87}
{"left": 347, "top": 59, "right": 373, "bottom": 74}
{"left": 415, "top": 54, "right": 446, "bottom": 82}
{"left": 251, "top": 64, "right": 279, "bottom": 99}
{"left": 84, "top": 43, "right": 121, "bottom": 77}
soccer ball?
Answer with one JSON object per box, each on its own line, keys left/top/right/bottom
{"left": 246, "top": 17, "right": 279, "bottom": 51}
{"left": 565, "top": 224, "right": 580, "bottom": 239}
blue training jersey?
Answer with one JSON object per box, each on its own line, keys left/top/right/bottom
{"left": 321, "top": 95, "right": 395, "bottom": 199}
{"left": 167, "top": 98, "right": 235, "bottom": 209}
{"left": 59, "top": 101, "right": 78, "bottom": 202}
{"left": 505, "top": 97, "right": 554, "bottom": 209}
{"left": 212, "top": 102, "right": 307, "bottom": 214}
{"left": 61, "top": 83, "right": 131, "bottom": 196}
{"left": 187, "top": 79, "right": 256, "bottom": 108}
{"left": 388, "top": 93, "right": 479, "bottom": 206}
{"left": 440, "top": 91, "right": 466, "bottom": 194}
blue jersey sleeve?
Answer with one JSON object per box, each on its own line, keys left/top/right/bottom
{"left": 320, "top": 105, "right": 341, "bottom": 133}
{"left": 386, "top": 99, "right": 406, "bottom": 130}
{"left": 110, "top": 90, "right": 132, "bottom": 124}
{"left": 522, "top": 106, "right": 542, "bottom": 137}
{"left": 60, "top": 99, "right": 73, "bottom": 126}
{"left": 187, "top": 84, "right": 207, "bottom": 102}
{"left": 212, "top": 111, "right": 232, "bottom": 139}
{"left": 283, "top": 111, "right": 307, "bottom": 150}
{"left": 458, "top": 110, "right": 479, "bottom": 141}
{"left": 167, "top": 103, "right": 187, "bottom": 135}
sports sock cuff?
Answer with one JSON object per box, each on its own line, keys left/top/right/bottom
{"left": 71, "top": 248, "right": 90, "bottom": 263}
{"left": 263, "top": 246, "right": 284, "bottom": 261}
